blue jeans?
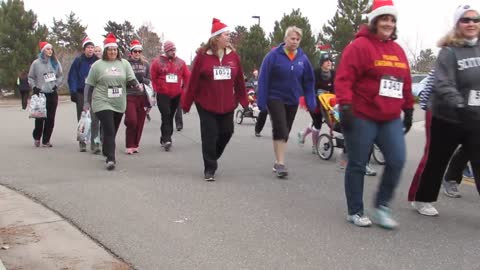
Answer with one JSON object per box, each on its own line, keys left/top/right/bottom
{"left": 344, "top": 116, "right": 406, "bottom": 215}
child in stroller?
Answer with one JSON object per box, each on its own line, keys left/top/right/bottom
{"left": 299, "top": 91, "right": 381, "bottom": 176}
{"left": 235, "top": 88, "right": 259, "bottom": 124}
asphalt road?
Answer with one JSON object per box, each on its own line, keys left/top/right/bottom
{"left": 1, "top": 102, "right": 479, "bottom": 270}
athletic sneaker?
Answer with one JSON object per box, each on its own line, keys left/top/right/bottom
{"left": 42, "top": 142, "right": 53, "bottom": 148}
{"left": 297, "top": 131, "right": 305, "bottom": 145}
{"left": 272, "top": 163, "right": 288, "bottom": 178}
{"left": 347, "top": 213, "right": 372, "bottom": 227}
{"left": 133, "top": 148, "right": 140, "bottom": 153}
{"left": 79, "top": 142, "right": 87, "bottom": 152}
{"left": 411, "top": 201, "right": 439, "bottom": 216}
{"left": 372, "top": 206, "right": 398, "bottom": 229}
{"left": 162, "top": 141, "right": 172, "bottom": 152}
{"left": 34, "top": 140, "right": 40, "bottom": 147}
{"left": 204, "top": 172, "right": 215, "bottom": 181}
{"left": 106, "top": 161, "right": 115, "bottom": 171}
{"left": 442, "top": 180, "right": 461, "bottom": 198}
{"left": 125, "top": 148, "right": 134, "bottom": 155}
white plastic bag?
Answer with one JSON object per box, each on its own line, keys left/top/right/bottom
{"left": 77, "top": 110, "right": 92, "bottom": 143}
{"left": 28, "top": 93, "right": 47, "bottom": 118}
{"left": 143, "top": 83, "right": 156, "bottom": 108}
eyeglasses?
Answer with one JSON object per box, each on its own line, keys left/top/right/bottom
{"left": 132, "top": 50, "right": 142, "bottom": 53}
{"left": 459, "top": 17, "right": 480, "bottom": 24}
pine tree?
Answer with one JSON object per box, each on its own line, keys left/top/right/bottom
{"left": 317, "top": 0, "right": 369, "bottom": 65}
{"left": 0, "top": 0, "right": 48, "bottom": 91}
{"left": 104, "top": 20, "right": 136, "bottom": 56}
{"left": 269, "top": 9, "right": 317, "bottom": 64}
{"left": 49, "top": 12, "right": 87, "bottom": 51}
{"left": 237, "top": 24, "right": 269, "bottom": 75}
{"left": 414, "top": 49, "right": 436, "bottom": 73}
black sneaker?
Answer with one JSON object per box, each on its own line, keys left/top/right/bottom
{"left": 255, "top": 132, "right": 261, "bottom": 137}
{"left": 79, "top": 142, "right": 87, "bottom": 152}
{"left": 106, "top": 161, "right": 115, "bottom": 171}
{"left": 272, "top": 163, "right": 288, "bottom": 178}
{"left": 204, "top": 172, "right": 215, "bottom": 181}
{"left": 162, "top": 141, "right": 172, "bottom": 152}
{"left": 177, "top": 125, "right": 183, "bottom": 131}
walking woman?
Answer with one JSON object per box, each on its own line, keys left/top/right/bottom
{"left": 257, "top": 26, "right": 317, "bottom": 178}
{"left": 83, "top": 33, "right": 140, "bottom": 170}
{"left": 409, "top": 4, "right": 480, "bottom": 216}
{"left": 335, "top": 0, "right": 414, "bottom": 229}
{"left": 28, "top": 41, "right": 63, "bottom": 147}
{"left": 125, "top": 39, "right": 151, "bottom": 154}
{"left": 17, "top": 71, "right": 30, "bottom": 110}
{"left": 181, "top": 18, "right": 248, "bottom": 181}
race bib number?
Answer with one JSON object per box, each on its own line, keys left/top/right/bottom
{"left": 379, "top": 76, "right": 403, "bottom": 99}
{"left": 44, "top": 73, "right": 56, "bottom": 82}
{"left": 468, "top": 90, "right": 480, "bottom": 106}
{"left": 213, "top": 66, "right": 231, "bottom": 80}
{"left": 107, "top": 87, "right": 123, "bottom": 98}
{"left": 166, "top": 74, "right": 178, "bottom": 83}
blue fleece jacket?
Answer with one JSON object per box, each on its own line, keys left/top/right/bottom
{"left": 67, "top": 54, "right": 98, "bottom": 94}
{"left": 257, "top": 44, "right": 316, "bottom": 111}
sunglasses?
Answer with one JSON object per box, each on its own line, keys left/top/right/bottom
{"left": 459, "top": 17, "right": 480, "bottom": 24}
{"left": 132, "top": 50, "right": 143, "bottom": 53}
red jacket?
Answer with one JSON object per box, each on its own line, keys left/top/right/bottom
{"left": 335, "top": 25, "right": 414, "bottom": 121}
{"left": 150, "top": 55, "right": 190, "bottom": 98}
{"left": 181, "top": 48, "right": 248, "bottom": 114}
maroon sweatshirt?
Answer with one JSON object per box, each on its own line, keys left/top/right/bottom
{"left": 335, "top": 25, "right": 414, "bottom": 121}
{"left": 181, "top": 48, "right": 248, "bottom": 114}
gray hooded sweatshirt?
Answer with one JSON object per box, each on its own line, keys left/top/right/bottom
{"left": 28, "top": 56, "right": 63, "bottom": 94}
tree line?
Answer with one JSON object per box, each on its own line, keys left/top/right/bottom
{"left": 0, "top": 0, "right": 436, "bottom": 94}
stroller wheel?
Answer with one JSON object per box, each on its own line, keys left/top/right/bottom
{"left": 316, "top": 134, "right": 334, "bottom": 160}
{"left": 371, "top": 144, "right": 386, "bottom": 165}
{"left": 235, "top": 109, "right": 244, "bottom": 124}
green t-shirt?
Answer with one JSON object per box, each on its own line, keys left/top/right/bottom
{"left": 86, "top": 59, "right": 136, "bottom": 113}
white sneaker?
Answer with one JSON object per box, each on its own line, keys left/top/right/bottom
{"left": 411, "top": 201, "right": 439, "bottom": 216}
{"left": 347, "top": 214, "right": 372, "bottom": 227}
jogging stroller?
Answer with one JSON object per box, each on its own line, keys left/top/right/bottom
{"left": 315, "top": 92, "right": 385, "bottom": 164}
{"left": 235, "top": 88, "right": 259, "bottom": 124}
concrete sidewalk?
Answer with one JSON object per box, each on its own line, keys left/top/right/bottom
{"left": 0, "top": 185, "right": 131, "bottom": 270}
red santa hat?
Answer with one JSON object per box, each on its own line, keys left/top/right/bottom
{"left": 82, "top": 36, "right": 94, "bottom": 49}
{"left": 367, "top": 0, "right": 398, "bottom": 23}
{"left": 39, "top": 41, "right": 52, "bottom": 52}
{"left": 103, "top": 33, "right": 118, "bottom": 48}
{"left": 210, "top": 18, "right": 230, "bottom": 38}
{"left": 130, "top": 39, "right": 143, "bottom": 51}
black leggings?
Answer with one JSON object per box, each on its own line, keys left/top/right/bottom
{"left": 267, "top": 99, "right": 298, "bottom": 141}
{"left": 309, "top": 111, "right": 323, "bottom": 130}
{"left": 33, "top": 92, "right": 58, "bottom": 144}
{"left": 95, "top": 110, "right": 123, "bottom": 163}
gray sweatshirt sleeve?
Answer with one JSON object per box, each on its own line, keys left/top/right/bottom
{"left": 434, "top": 47, "right": 465, "bottom": 108}
{"left": 84, "top": 84, "right": 94, "bottom": 105}
{"left": 28, "top": 61, "right": 36, "bottom": 89}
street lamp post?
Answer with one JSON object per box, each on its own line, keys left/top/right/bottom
{"left": 252, "top": 15, "right": 260, "bottom": 26}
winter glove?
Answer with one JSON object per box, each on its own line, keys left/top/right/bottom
{"left": 339, "top": 104, "right": 354, "bottom": 132}
{"left": 52, "top": 85, "right": 58, "bottom": 91}
{"left": 403, "top": 108, "right": 414, "bottom": 134}
{"left": 33, "top": 87, "right": 41, "bottom": 95}
{"left": 70, "top": 94, "right": 77, "bottom": 103}
{"left": 142, "top": 78, "right": 151, "bottom": 85}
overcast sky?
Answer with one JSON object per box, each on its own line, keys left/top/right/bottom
{"left": 23, "top": 0, "right": 472, "bottom": 64}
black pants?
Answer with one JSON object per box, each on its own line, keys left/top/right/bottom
{"left": 255, "top": 110, "right": 268, "bottom": 134}
{"left": 175, "top": 106, "right": 183, "bottom": 129}
{"left": 309, "top": 111, "right": 323, "bottom": 130}
{"left": 267, "top": 99, "right": 298, "bottom": 141}
{"left": 415, "top": 117, "right": 480, "bottom": 202}
{"left": 444, "top": 146, "right": 468, "bottom": 184}
{"left": 33, "top": 92, "right": 58, "bottom": 144}
{"left": 20, "top": 91, "right": 29, "bottom": 110}
{"left": 95, "top": 110, "right": 123, "bottom": 163}
{"left": 196, "top": 104, "right": 234, "bottom": 175}
{"left": 156, "top": 93, "right": 180, "bottom": 143}
{"left": 75, "top": 92, "right": 84, "bottom": 121}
